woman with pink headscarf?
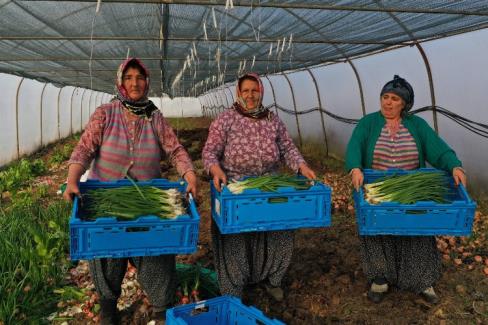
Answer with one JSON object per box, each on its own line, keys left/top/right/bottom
{"left": 64, "top": 58, "right": 197, "bottom": 323}
{"left": 203, "top": 73, "right": 316, "bottom": 301}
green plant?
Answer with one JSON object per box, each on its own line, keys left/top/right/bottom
{"left": 0, "top": 199, "right": 70, "bottom": 323}
{"left": 0, "top": 159, "right": 47, "bottom": 196}
{"left": 49, "top": 143, "right": 75, "bottom": 166}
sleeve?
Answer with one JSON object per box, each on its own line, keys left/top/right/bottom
{"left": 68, "top": 107, "right": 106, "bottom": 170}
{"left": 276, "top": 118, "right": 306, "bottom": 172}
{"left": 156, "top": 116, "right": 194, "bottom": 177}
{"left": 345, "top": 117, "right": 368, "bottom": 172}
{"left": 202, "top": 114, "right": 227, "bottom": 174}
{"left": 417, "top": 118, "right": 462, "bottom": 172}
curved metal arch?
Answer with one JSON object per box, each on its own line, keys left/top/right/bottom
{"left": 284, "top": 8, "right": 366, "bottom": 116}
{"left": 79, "top": 88, "right": 88, "bottom": 131}
{"left": 69, "top": 87, "right": 78, "bottom": 135}
{"left": 39, "top": 83, "right": 49, "bottom": 146}
{"left": 87, "top": 90, "right": 95, "bottom": 118}
{"left": 304, "top": 68, "right": 328, "bottom": 156}
{"left": 57, "top": 85, "right": 63, "bottom": 140}
{"left": 373, "top": 0, "right": 438, "bottom": 132}
{"left": 224, "top": 87, "right": 234, "bottom": 108}
{"left": 281, "top": 72, "right": 303, "bottom": 149}
{"left": 263, "top": 75, "right": 279, "bottom": 116}
{"left": 15, "top": 77, "right": 26, "bottom": 159}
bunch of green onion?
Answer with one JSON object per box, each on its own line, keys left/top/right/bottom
{"left": 81, "top": 186, "right": 185, "bottom": 220}
{"left": 364, "top": 171, "right": 450, "bottom": 204}
{"left": 226, "top": 175, "right": 313, "bottom": 194}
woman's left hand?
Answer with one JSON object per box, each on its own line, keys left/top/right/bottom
{"left": 452, "top": 167, "right": 466, "bottom": 187}
{"left": 299, "top": 163, "right": 316, "bottom": 180}
{"left": 184, "top": 171, "right": 198, "bottom": 200}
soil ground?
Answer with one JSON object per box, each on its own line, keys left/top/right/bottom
{"left": 19, "top": 117, "right": 488, "bottom": 324}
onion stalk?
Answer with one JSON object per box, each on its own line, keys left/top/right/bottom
{"left": 81, "top": 186, "right": 186, "bottom": 220}
{"left": 226, "top": 175, "right": 313, "bottom": 194}
{"left": 364, "top": 171, "right": 450, "bottom": 204}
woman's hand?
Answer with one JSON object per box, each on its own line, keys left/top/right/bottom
{"left": 209, "top": 164, "right": 227, "bottom": 192}
{"left": 452, "top": 167, "right": 466, "bottom": 187}
{"left": 63, "top": 163, "right": 85, "bottom": 202}
{"left": 63, "top": 182, "right": 81, "bottom": 202}
{"left": 298, "top": 163, "right": 316, "bottom": 180}
{"left": 351, "top": 168, "right": 364, "bottom": 191}
{"left": 184, "top": 171, "right": 198, "bottom": 199}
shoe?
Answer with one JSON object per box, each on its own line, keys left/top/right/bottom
{"left": 99, "top": 299, "right": 119, "bottom": 325}
{"left": 367, "top": 282, "right": 388, "bottom": 304}
{"left": 421, "top": 286, "right": 440, "bottom": 304}
{"left": 264, "top": 283, "right": 284, "bottom": 302}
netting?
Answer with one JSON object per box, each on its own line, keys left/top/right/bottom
{"left": 1, "top": 0, "right": 488, "bottom": 97}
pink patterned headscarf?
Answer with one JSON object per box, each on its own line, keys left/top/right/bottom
{"left": 116, "top": 57, "right": 150, "bottom": 103}
{"left": 233, "top": 73, "right": 269, "bottom": 119}
{"left": 115, "top": 57, "right": 157, "bottom": 117}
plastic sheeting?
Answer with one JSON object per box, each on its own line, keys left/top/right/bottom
{"left": 0, "top": 74, "right": 112, "bottom": 167}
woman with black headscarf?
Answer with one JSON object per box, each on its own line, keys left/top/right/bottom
{"left": 202, "top": 73, "right": 317, "bottom": 301}
{"left": 64, "top": 58, "right": 198, "bottom": 323}
{"left": 345, "top": 75, "right": 466, "bottom": 304}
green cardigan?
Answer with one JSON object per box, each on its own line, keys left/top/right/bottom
{"left": 345, "top": 111, "right": 462, "bottom": 172}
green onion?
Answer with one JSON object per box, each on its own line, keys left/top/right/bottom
{"left": 226, "top": 175, "right": 313, "bottom": 194}
{"left": 81, "top": 186, "right": 186, "bottom": 220}
{"left": 364, "top": 171, "right": 451, "bottom": 205}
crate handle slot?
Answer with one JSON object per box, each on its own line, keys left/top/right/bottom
{"left": 190, "top": 305, "right": 209, "bottom": 316}
{"left": 126, "top": 227, "right": 150, "bottom": 232}
{"left": 405, "top": 210, "right": 427, "bottom": 215}
{"left": 268, "top": 197, "right": 288, "bottom": 204}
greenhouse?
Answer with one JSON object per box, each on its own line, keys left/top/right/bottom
{"left": 0, "top": 1, "right": 487, "bottom": 324}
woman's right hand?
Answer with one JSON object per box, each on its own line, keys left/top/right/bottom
{"left": 351, "top": 168, "right": 364, "bottom": 191}
{"left": 63, "top": 182, "right": 81, "bottom": 202}
{"left": 209, "top": 164, "right": 227, "bottom": 192}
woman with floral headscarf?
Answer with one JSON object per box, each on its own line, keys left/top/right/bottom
{"left": 202, "top": 73, "right": 316, "bottom": 301}
{"left": 346, "top": 75, "right": 466, "bottom": 305}
{"left": 64, "top": 58, "right": 198, "bottom": 323}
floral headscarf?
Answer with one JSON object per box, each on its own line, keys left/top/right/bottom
{"left": 115, "top": 57, "right": 157, "bottom": 118}
{"left": 233, "top": 73, "right": 269, "bottom": 119}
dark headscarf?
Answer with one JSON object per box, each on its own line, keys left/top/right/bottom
{"left": 380, "top": 75, "right": 415, "bottom": 114}
{"left": 116, "top": 57, "right": 157, "bottom": 118}
{"left": 232, "top": 73, "right": 270, "bottom": 119}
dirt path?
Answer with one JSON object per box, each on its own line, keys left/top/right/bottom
{"left": 40, "top": 117, "right": 487, "bottom": 324}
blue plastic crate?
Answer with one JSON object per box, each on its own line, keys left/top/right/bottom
{"left": 69, "top": 179, "right": 200, "bottom": 260}
{"left": 166, "top": 295, "right": 285, "bottom": 325}
{"left": 353, "top": 168, "right": 476, "bottom": 236}
{"left": 211, "top": 178, "right": 331, "bottom": 234}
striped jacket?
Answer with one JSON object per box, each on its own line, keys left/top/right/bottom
{"left": 69, "top": 100, "right": 193, "bottom": 181}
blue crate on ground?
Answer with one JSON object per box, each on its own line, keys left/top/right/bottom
{"left": 166, "top": 295, "right": 285, "bottom": 325}
{"left": 353, "top": 168, "right": 476, "bottom": 236}
{"left": 69, "top": 179, "right": 199, "bottom": 260}
{"left": 211, "top": 178, "right": 331, "bottom": 234}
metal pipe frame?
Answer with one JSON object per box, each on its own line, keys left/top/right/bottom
{"left": 70, "top": 87, "right": 78, "bottom": 136}
{"left": 0, "top": 35, "right": 412, "bottom": 46}
{"left": 57, "top": 85, "right": 62, "bottom": 140}
{"left": 304, "top": 68, "right": 328, "bottom": 157}
{"left": 80, "top": 88, "right": 88, "bottom": 131}
{"left": 281, "top": 72, "right": 303, "bottom": 149}
{"left": 263, "top": 75, "right": 279, "bottom": 117}
{"left": 39, "top": 83, "right": 49, "bottom": 146}
{"left": 15, "top": 78, "right": 25, "bottom": 159}
{"left": 26, "top": 0, "right": 488, "bottom": 17}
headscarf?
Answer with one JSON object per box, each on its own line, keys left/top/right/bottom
{"left": 380, "top": 75, "right": 415, "bottom": 114}
{"left": 232, "top": 73, "right": 270, "bottom": 119}
{"left": 116, "top": 57, "right": 158, "bottom": 118}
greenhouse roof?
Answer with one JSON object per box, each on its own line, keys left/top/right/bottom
{"left": 1, "top": 0, "right": 488, "bottom": 97}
